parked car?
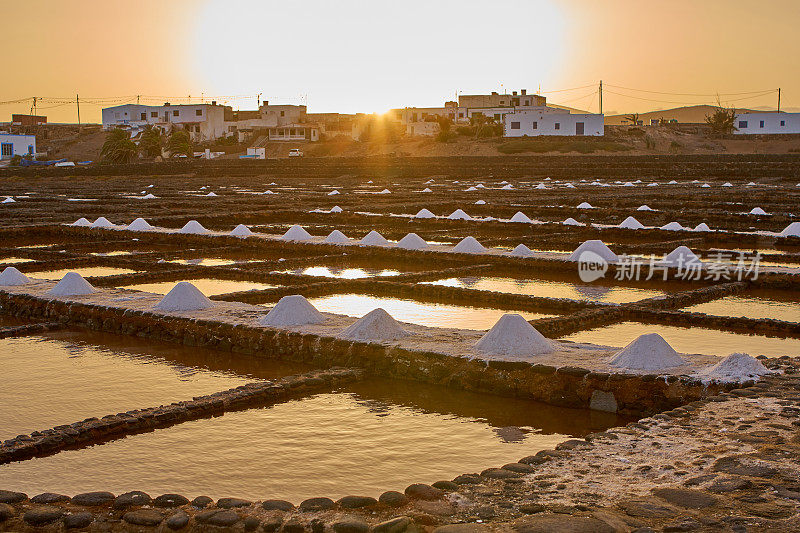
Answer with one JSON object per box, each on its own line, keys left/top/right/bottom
{"left": 288, "top": 148, "right": 304, "bottom": 157}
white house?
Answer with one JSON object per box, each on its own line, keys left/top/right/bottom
{"left": 102, "top": 103, "right": 229, "bottom": 142}
{"left": 734, "top": 112, "right": 800, "bottom": 135}
{"left": 503, "top": 108, "right": 604, "bottom": 137}
{"left": 0, "top": 133, "right": 36, "bottom": 160}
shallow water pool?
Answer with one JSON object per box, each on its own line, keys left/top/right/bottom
{"left": 682, "top": 292, "right": 800, "bottom": 323}
{"left": 30, "top": 267, "right": 139, "bottom": 279}
{"left": 273, "top": 266, "right": 403, "bottom": 279}
{"left": 122, "top": 278, "right": 281, "bottom": 297}
{"left": 306, "top": 293, "right": 555, "bottom": 330}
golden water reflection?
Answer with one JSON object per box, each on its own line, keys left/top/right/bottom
{"left": 122, "top": 279, "right": 280, "bottom": 296}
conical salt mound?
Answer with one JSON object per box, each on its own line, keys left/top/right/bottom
{"left": 660, "top": 221, "right": 684, "bottom": 231}
{"left": 568, "top": 240, "right": 618, "bottom": 262}
{"left": 453, "top": 236, "right": 486, "bottom": 254}
{"left": 780, "top": 222, "right": 800, "bottom": 237}
{"left": 576, "top": 202, "right": 594, "bottom": 209}
{"left": 0, "top": 267, "right": 31, "bottom": 286}
{"left": 230, "top": 224, "right": 253, "bottom": 237}
{"left": 474, "top": 314, "right": 553, "bottom": 357}
{"left": 330, "top": 206, "right": 343, "bottom": 213}
{"left": 153, "top": 281, "right": 213, "bottom": 312}
{"left": 447, "top": 209, "right": 472, "bottom": 221}
{"left": 510, "top": 211, "right": 532, "bottom": 223}
{"left": 420, "top": 188, "right": 432, "bottom": 193}
{"left": 619, "top": 216, "right": 644, "bottom": 230}
{"left": 142, "top": 193, "right": 157, "bottom": 199}
{"left": 91, "top": 217, "right": 113, "bottom": 228}
{"left": 562, "top": 218, "right": 582, "bottom": 226}
{"left": 71, "top": 217, "right": 92, "bottom": 227}
{"left": 662, "top": 246, "right": 702, "bottom": 267}
{"left": 179, "top": 220, "right": 208, "bottom": 234}
{"left": 259, "top": 295, "right": 326, "bottom": 327}
{"left": 414, "top": 208, "right": 435, "bottom": 219}
{"left": 205, "top": 191, "right": 218, "bottom": 197}
{"left": 695, "top": 352, "right": 775, "bottom": 383}
{"left": 637, "top": 205, "right": 653, "bottom": 211}
{"left": 339, "top": 308, "right": 409, "bottom": 342}
{"left": 749, "top": 207, "right": 767, "bottom": 215}
{"left": 127, "top": 218, "right": 153, "bottom": 231}
{"left": 359, "top": 230, "right": 389, "bottom": 246}
{"left": 2, "top": 197, "right": 15, "bottom": 204}
{"left": 325, "top": 230, "right": 350, "bottom": 244}
{"left": 282, "top": 225, "right": 312, "bottom": 241}
{"left": 47, "top": 272, "right": 96, "bottom": 296}
{"left": 693, "top": 222, "right": 712, "bottom": 232}
{"left": 609, "top": 333, "right": 685, "bottom": 371}
{"left": 397, "top": 233, "right": 428, "bottom": 250}
{"left": 510, "top": 244, "right": 534, "bottom": 257}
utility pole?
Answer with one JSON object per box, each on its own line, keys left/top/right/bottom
{"left": 32, "top": 96, "right": 37, "bottom": 116}
{"left": 777, "top": 88, "right": 781, "bottom": 112}
{"left": 137, "top": 95, "right": 140, "bottom": 104}
{"left": 599, "top": 80, "right": 603, "bottom": 114}
{"left": 76, "top": 94, "right": 81, "bottom": 126}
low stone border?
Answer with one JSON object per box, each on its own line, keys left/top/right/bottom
{"left": 0, "top": 322, "right": 62, "bottom": 340}
{"left": 0, "top": 367, "right": 363, "bottom": 465}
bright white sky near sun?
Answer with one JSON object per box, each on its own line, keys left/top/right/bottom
{"left": 2, "top": 0, "right": 798, "bottom": 122}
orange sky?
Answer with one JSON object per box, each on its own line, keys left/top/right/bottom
{"left": 2, "top": 0, "right": 797, "bottom": 123}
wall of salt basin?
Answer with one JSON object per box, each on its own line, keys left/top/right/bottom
{"left": 0, "top": 291, "right": 733, "bottom": 419}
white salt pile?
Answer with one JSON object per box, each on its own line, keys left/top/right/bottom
{"left": 510, "top": 212, "right": 532, "bottom": 223}
{"left": 127, "top": 218, "right": 153, "bottom": 231}
{"left": 330, "top": 206, "right": 343, "bottom": 213}
{"left": 660, "top": 221, "right": 684, "bottom": 231}
{"left": 47, "top": 272, "right": 96, "bottom": 296}
{"left": 500, "top": 184, "right": 514, "bottom": 190}
{"left": 154, "top": 281, "right": 213, "bottom": 312}
{"left": 420, "top": 188, "right": 433, "bottom": 193}
{"left": 359, "top": 230, "right": 390, "bottom": 246}
{"left": 662, "top": 246, "right": 702, "bottom": 267}
{"left": 230, "top": 224, "right": 254, "bottom": 237}
{"left": 568, "top": 240, "right": 618, "bottom": 262}
{"left": 576, "top": 202, "right": 594, "bottom": 209}
{"left": 618, "top": 216, "right": 645, "bottom": 230}
{"left": 259, "top": 295, "right": 326, "bottom": 327}
{"left": 667, "top": 180, "right": 678, "bottom": 184}
{"left": 476, "top": 184, "right": 485, "bottom": 188}
{"left": 722, "top": 182, "right": 733, "bottom": 187}
{"left": 637, "top": 205, "right": 654, "bottom": 211}
{"left": 328, "top": 190, "right": 340, "bottom": 196}
{"left": 473, "top": 314, "right": 554, "bottom": 357}
{"left": 695, "top": 352, "right": 775, "bottom": 383}
{"left": 339, "top": 308, "right": 409, "bottom": 342}
{"left": 72, "top": 217, "right": 92, "bottom": 227}
{"left": 693, "top": 222, "right": 712, "bottom": 232}
{"left": 609, "top": 333, "right": 685, "bottom": 371}
{"left": 205, "top": 192, "right": 218, "bottom": 197}
{"left": 378, "top": 189, "right": 391, "bottom": 194}
{"left": 647, "top": 182, "right": 659, "bottom": 187}
{"left": 414, "top": 208, "right": 435, "bottom": 219}
{"left": 324, "top": 230, "right": 350, "bottom": 244}
{"left": 780, "top": 222, "right": 800, "bottom": 237}
{"left": 91, "top": 217, "right": 113, "bottom": 228}
{"left": 179, "top": 220, "right": 208, "bottom": 234}
{"left": 475, "top": 200, "right": 486, "bottom": 205}
{"left": 535, "top": 184, "right": 546, "bottom": 189}
{"left": 466, "top": 186, "right": 478, "bottom": 191}
{"left": 747, "top": 181, "right": 757, "bottom": 186}
{"left": 562, "top": 218, "right": 583, "bottom": 226}
{"left": 448, "top": 209, "right": 472, "bottom": 220}
{"left": 397, "top": 233, "right": 428, "bottom": 250}
{"left": 453, "top": 236, "right": 486, "bottom": 254}
{"left": 622, "top": 182, "right": 635, "bottom": 187}
{"left": 142, "top": 193, "right": 157, "bottom": 199}
{"left": 565, "top": 183, "right": 576, "bottom": 188}
{"left": 510, "top": 244, "right": 535, "bottom": 257}
{"left": 282, "top": 225, "right": 312, "bottom": 241}
{"left": 749, "top": 207, "right": 768, "bottom": 215}
{"left": 2, "top": 197, "right": 15, "bottom": 204}
{"left": 264, "top": 190, "right": 276, "bottom": 195}
{"left": 0, "top": 267, "right": 31, "bottom": 286}
{"left": 701, "top": 183, "right": 711, "bottom": 188}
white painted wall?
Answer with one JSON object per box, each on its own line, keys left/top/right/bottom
{"left": 734, "top": 112, "right": 800, "bottom": 135}
{"left": 504, "top": 110, "right": 604, "bottom": 137}
{"left": 0, "top": 133, "right": 36, "bottom": 160}
{"left": 102, "top": 104, "right": 228, "bottom": 141}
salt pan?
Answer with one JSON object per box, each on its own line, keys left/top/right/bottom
{"left": 259, "top": 295, "right": 326, "bottom": 327}
{"left": 474, "top": 314, "right": 553, "bottom": 357}
{"left": 608, "top": 333, "right": 685, "bottom": 371}
{"left": 153, "top": 281, "right": 213, "bottom": 312}
{"left": 339, "top": 308, "right": 409, "bottom": 342}
{"left": 47, "top": 272, "right": 96, "bottom": 296}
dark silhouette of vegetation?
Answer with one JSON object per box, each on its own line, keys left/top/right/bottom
{"left": 168, "top": 129, "right": 193, "bottom": 157}
{"left": 100, "top": 128, "right": 137, "bottom": 164}
{"left": 436, "top": 116, "right": 456, "bottom": 142}
{"left": 624, "top": 113, "right": 640, "bottom": 126}
{"left": 358, "top": 115, "right": 401, "bottom": 144}
{"left": 139, "top": 126, "right": 163, "bottom": 158}
{"left": 705, "top": 105, "right": 737, "bottom": 134}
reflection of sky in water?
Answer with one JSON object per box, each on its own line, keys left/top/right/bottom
{"left": 275, "top": 266, "right": 402, "bottom": 279}
{"left": 307, "top": 293, "right": 554, "bottom": 330}
{"left": 422, "top": 277, "right": 662, "bottom": 304}
{"left": 0, "top": 257, "right": 34, "bottom": 264}
{"left": 122, "top": 279, "right": 280, "bottom": 296}
{"left": 166, "top": 258, "right": 238, "bottom": 266}
{"left": 31, "top": 267, "right": 138, "bottom": 279}
{"left": 683, "top": 295, "right": 800, "bottom": 322}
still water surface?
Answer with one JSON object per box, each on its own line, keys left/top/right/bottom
{"left": 122, "top": 279, "right": 280, "bottom": 296}
{"left": 31, "top": 267, "right": 138, "bottom": 279}
{"left": 273, "top": 266, "right": 402, "bottom": 279}
{"left": 682, "top": 292, "right": 800, "bottom": 323}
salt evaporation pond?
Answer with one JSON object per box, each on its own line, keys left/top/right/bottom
{"left": 165, "top": 258, "right": 240, "bottom": 267}
{"left": 122, "top": 278, "right": 281, "bottom": 297}
{"left": 0, "top": 329, "right": 310, "bottom": 438}
{"left": 273, "top": 266, "right": 403, "bottom": 279}
{"left": 0, "top": 257, "right": 35, "bottom": 264}
{"left": 306, "top": 294, "right": 555, "bottom": 329}
{"left": 422, "top": 277, "right": 665, "bottom": 304}
{"left": 682, "top": 291, "right": 800, "bottom": 322}
{"left": 30, "top": 267, "right": 139, "bottom": 279}
{"left": 0, "top": 379, "right": 625, "bottom": 501}
{"left": 561, "top": 321, "right": 800, "bottom": 358}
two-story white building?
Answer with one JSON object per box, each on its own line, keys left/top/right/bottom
{"left": 503, "top": 107, "right": 604, "bottom": 137}
{"left": 734, "top": 112, "right": 800, "bottom": 135}
{"left": 102, "top": 102, "right": 228, "bottom": 142}
{"left": 0, "top": 133, "right": 36, "bottom": 160}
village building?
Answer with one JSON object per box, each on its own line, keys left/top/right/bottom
{"left": 734, "top": 112, "right": 800, "bottom": 135}
{"left": 0, "top": 133, "right": 36, "bottom": 160}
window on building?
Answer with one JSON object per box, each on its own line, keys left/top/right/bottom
{"left": 173, "top": 109, "right": 179, "bottom": 117}
{"left": 781, "top": 120, "right": 786, "bottom": 126}
{"left": 141, "top": 113, "right": 146, "bottom": 120}
{"left": 524, "top": 100, "right": 529, "bottom": 105}
{"left": 458, "top": 112, "right": 464, "bottom": 118}
{"left": 124, "top": 112, "right": 128, "bottom": 116}
{"left": 281, "top": 111, "right": 285, "bottom": 117}
{"left": 196, "top": 109, "right": 203, "bottom": 116}
{"left": 500, "top": 100, "right": 505, "bottom": 105}
{"left": 1, "top": 144, "right": 12, "bottom": 157}
{"left": 195, "top": 125, "right": 201, "bottom": 133}
{"left": 532, "top": 121, "right": 538, "bottom": 130}
{"left": 739, "top": 121, "right": 748, "bottom": 128}
{"left": 151, "top": 112, "right": 158, "bottom": 118}
{"left": 28, "top": 145, "right": 34, "bottom": 154}
{"left": 555, "top": 123, "right": 560, "bottom": 130}
{"left": 511, "top": 122, "right": 520, "bottom": 129}
{"left": 760, "top": 120, "right": 765, "bottom": 128}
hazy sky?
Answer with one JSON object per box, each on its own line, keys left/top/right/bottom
{"left": 3, "top": 0, "right": 797, "bottom": 123}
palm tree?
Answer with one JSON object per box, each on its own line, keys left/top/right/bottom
{"left": 100, "top": 128, "right": 137, "bottom": 164}
{"left": 168, "top": 129, "right": 193, "bottom": 157}
{"left": 139, "top": 125, "right": 163, "bottom": 158}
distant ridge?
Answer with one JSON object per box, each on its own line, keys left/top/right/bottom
{"left": 604, "top": 104, "right": 765, "bottom": 125}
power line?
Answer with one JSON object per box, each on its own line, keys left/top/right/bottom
{"left": 605, "top": 84, "right": 778, "bottom": 97}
